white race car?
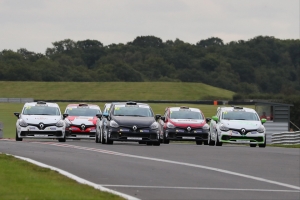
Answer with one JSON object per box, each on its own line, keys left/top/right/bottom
{"left": 209, "top": 106, "right": 267, "bottom": 147}
{"left": 14, "top": 101, "right": 68, "bottom": 142}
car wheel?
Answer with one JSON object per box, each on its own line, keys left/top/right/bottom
{"left": 163, "top": 132, "right": 170, "bottom": 144}
{"left": 208, "top": 132, "right": 214, "bottom": 146}
{"left": 106, "top": 133, "right": 113, "bottom": 145}
{"left": 196, "top": 141, "right": 202, "bottom": 145}
{"left": 138, "top": 141, "right": 146, "bottom": 144}
{"left": 15, "top": 129, "right": 22, "bottom": 141}
{"left": 258, "top": 137, "right": 266, "bottom": 148}
{"left": 58, "top": 136, "right": 66, "bottom": 142}
{"left": 95, "top": 131, "right": 99, "bottom": 143}
{"left": 203, "top": 140, "right": 208, "bottom": 145}
{"left": 101, "top": 130, "right": 106, "bottom": 144}
{"left": 250, "top": 144, "right": 257, "bottom": 147}
{"left": 146, "top": 142, "right": 152, "bottom": 146}
{"left": 215, "top": 134, "right": 222, "bottom": 146}
{"left": 153, "top": 140, "right": 160, "bottom": 146}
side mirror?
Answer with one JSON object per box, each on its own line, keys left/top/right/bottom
{"left": 212, "top": 116, "right": 218, "bottom": 122}
{"left": 261, "top": 118, "right": 267, "bottom": 124}
{"left": 63, "top": 113, "right": 69, "bottom": 120}
{"left": 14, "top": 112, "right": 20, "bottom": 118}
{"left": 103, "top": 112, "right": 109, "bottom": 118}
{"left": 96, "top": 114, "right": 102, "bottom": 119}
{"left": 155, "top": 114, "right": 161, "bottom": 120}
{"left": 206, "top": 118, "right": 211, "bottom": 123}
{"left": 161, "top": 116, "right": 165, "bottom": 121}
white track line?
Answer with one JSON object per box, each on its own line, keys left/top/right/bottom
{"left": 10, "top": 154, "right": 140, "bottom": 200}
{"left": 35, "top": 142, "right": 300, "bottom": 191}
{"left": 101, "top": 185, "right": 300, "bottom": 193}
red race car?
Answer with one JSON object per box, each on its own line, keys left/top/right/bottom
{"left": 159, "top": 106, "right": 211, "bottom": 145}
{"left": 64, "top": 103, "right": 102, "bottom": 140}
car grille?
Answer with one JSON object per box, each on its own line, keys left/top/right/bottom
{"left": 221, "top": 135, "right": 264, "bottom": 142}
{"left": 20, "top": 131, "right": 63, "bottom": 136}
{"left": 27, "top": 123, "right": 57, "bottom": 130}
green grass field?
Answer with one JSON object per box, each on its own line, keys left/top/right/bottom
{"left": 0, "top": 154, "right": 124, "bottom": 200}
{"left": 0, "top": 81, "right": 234, "bottom": 100}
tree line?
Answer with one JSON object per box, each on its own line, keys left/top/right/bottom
{"left": 1, "top": 35, "right": 299, "bottom": 95}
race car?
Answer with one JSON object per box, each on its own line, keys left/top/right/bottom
{"left": 159, "top": 106, "right": 210, "bottom": 145}
{"left": 209, "top": 106, "right": 267, "bottom": 147}
{"left": 100, "top": 101, "right": 161, "bottom": 145}
{"left": 95, "top": 103, "right": 111, "bottom": 143}
{"left": 64, "top": 103, "right": 102, "bottom": 140}
{"left": 14, "top": 101, "right": 68, "bottom": 142}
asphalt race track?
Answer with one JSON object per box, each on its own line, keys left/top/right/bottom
{"left": 1, "top": 139, "right": 300, "bottom": 200}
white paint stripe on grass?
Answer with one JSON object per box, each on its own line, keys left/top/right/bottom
{"left": 11, "top": 154, "right": 140, "bottom": 200}
{"left": 42, "top": 142, "right": 300, "bottom": 191}
{"left": 101, "top": 185, "right": 300, "bottom": 193}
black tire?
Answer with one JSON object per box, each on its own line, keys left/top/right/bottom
{"left": 259, "top": 138, "right": 266, "bottom": 148}
{"left": 101, "top": 130, "right": 106, "bottom": 144}
{"left": 208, "top": 133, "right": 214, "bottom": 146}
{"left": 250, "top": 144, "right": 257, "bottom": 147}
{"left": 153, "top": 140, "right": 160, "bottom": 146}
{"left": 138, "top": 141, "right": 146, "bottom": 144}
{"left": 203, "top": 140, "right": 208, "bottom": 145}
{"left": 15, "top": 129, "right": 22, "bottom": 141}
{"left": 215, "top": 134, "right": 222, "bottom": 146}
{"left": 95, "top": 132, "right": 100, "bottom": 143}
{"left": 58, "top": 136, "right": 66, "bottom": 142}
{"left": 146, "top": 142, "right": 152, "bottom": 146}
{"left": 196, "top": 141, "right": 202, "bottom": 145}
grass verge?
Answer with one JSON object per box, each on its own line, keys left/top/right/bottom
{"left": 0, "top": 154, "right": 124, "bottom": 200}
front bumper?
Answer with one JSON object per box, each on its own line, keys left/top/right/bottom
{"left": 17, "top": 125, "right": 65, "bottom": 139}
{"left": 219, "top": 130, "right": 265, "bottom": 144}
{"left": 165, "top": 128, "right": 208, "bottom": 141}
{"left": 108, "top": 127, "right": 160, "bottom": 142}
{"left": 65, "top": 126, "right": 96, "bottom": 139}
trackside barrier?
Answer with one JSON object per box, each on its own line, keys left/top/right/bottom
{"left": 271, "top": 131, "right": 300, "bottom": 144}
{"left": 0, "top": 98, "right": 34, "bottom": 103}
{"left": 0, "top": 122, "right": 3, "bottom": 139}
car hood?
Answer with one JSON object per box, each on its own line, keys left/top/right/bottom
{"left": 22, "top": 115, "right": 61, "bottom": 124}
{"left": 221, "top": 120, "right": 261, "bottom": 129}
{"left": 169, "top": 119, "right": 206, "bottom": 128}
{"left": 66, "top": 116, "right": 97, "bottom": 125}
{"left": 113, "top": 116, "right": 155, "bottom": 128}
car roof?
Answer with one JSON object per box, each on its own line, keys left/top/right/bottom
{"left": 24, "top": 101, "right": 59, "bottom": 108}
{"left": 218, "top": 106, "right": 256, "bottom": 113}
{"left": 168, "top": 106, "right": 201, "bottom": 112}
{"left": 66, "top": 103, "right": 100, "bottom": 109}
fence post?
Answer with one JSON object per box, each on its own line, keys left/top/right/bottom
{"left": 0, "top": 122, "right": 3, "bottom": 139}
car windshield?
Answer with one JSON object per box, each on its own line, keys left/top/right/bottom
{"left": 222, "top": 111, "right": 259, "bottom": 121}
{"left": 23, "top": 106, "right": 60, "bottom": 115}
{"left": 66, "top": 108, "right": 100, "bottom": 116}
{"left": 113, "top": 105, "right": 153, "bottom": 117}
{"left": 170, "top": 111, "right": 204, "bottom": 119}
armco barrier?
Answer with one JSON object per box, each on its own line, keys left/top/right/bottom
{"left": 0, "top": 98, "right": 34, "bottom": 103}
{"left": 0, "top": 122, "right": 3, "bottom": 139}
{"left": 271, "top": 131, "right": 300, "bottom": 144}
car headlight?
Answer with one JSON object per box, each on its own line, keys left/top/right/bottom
{"left": 202, "top": 124, "right": 209, "bottom": 133}
{"left": 219, "top": 123, "right": 229, "bottom": 131}
{"left": 150, "top": 122, "right": 159, "bottom": 130}
{"left": 56, "top": 120, "right": 64, "bottom": 127}
{"left": 257, "top": 125, "right": 265, "bottom": 133}
{"left": 110, "top": 120, "right": 119, "bottom": 128}
{"left": 19, "top": 119, "right": 28, "bottom": 127}
{"left": 167, "top": 122, "right": 176, "bottom": 129}
{"left": 202, "top": 124, "right": 209, "bottom": 130}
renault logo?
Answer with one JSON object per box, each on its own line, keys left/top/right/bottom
{"left": 39, "top": 123, "right": 44, "bottom": 129}
{"left": 241, "top": 128, "right": 246, "bottom": 134}
{"left": 81, "top": 124, "right": 85, "bottom": 130}
{"left": 187, "top": 126, "right": 191, "bottom": 132}
{"left": 133, "top": 126, "right": 137, "bottom": 131}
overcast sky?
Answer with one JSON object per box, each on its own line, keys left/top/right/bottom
{"left": 0, "top": 0, "right": 299, "bottom": 53}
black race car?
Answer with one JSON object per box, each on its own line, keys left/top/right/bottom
{"left": 98, "top": 101, "right": 161, "bottom": 146}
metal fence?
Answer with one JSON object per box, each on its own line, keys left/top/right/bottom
{"left": 0, "top": 122, "right": 3, "bottom": 139}
{"left": 271, "top": 131, "right": 300, "bottom": 144}
{"left": 0, "top": 98, "right": 34, "bottom": 103}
